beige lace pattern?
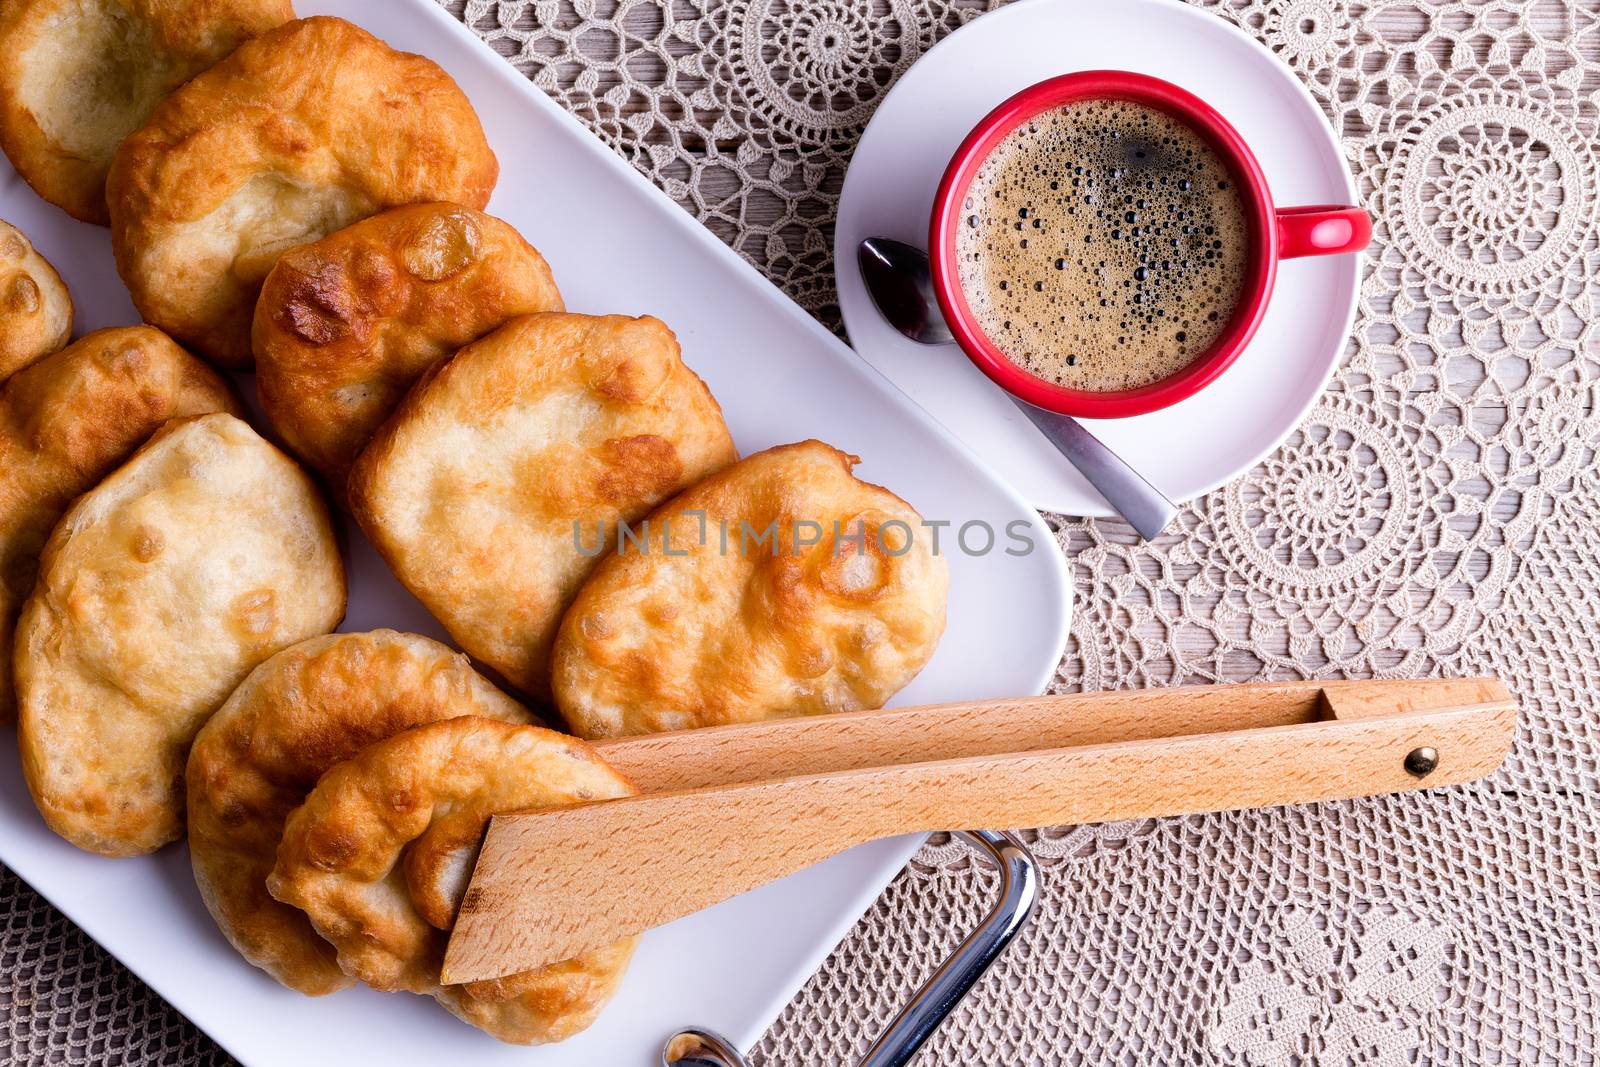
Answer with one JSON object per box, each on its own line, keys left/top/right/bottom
{"left": 4, "top": 0, "right": 1600, "bottom": 1063}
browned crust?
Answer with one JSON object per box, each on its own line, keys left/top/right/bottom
{"left": 0, "top": 326, "right": 239, "bottom": 724}
{"left": 107, "top": 16, "right": 498, "bottom": 366}
{"left": 15, "top": 413, "right": 346, "bottom": 855}
{"left": 347, "top": 312, "right": 737, "bottom": 703}
{"left": 0, "top": 219, "right": 72, "bottom": 380}
{"left": 186, "top": 630, "right": 532, "bottom": 995}
{"left": 254, "top": 203, "right": 562, "bottom": 497}
{"left": 0, "top": 0, "right": 295, "bottom": 224}
{"left": 267, "top": 717, "right": 636, "bottom": 1043}
{"left": 550, "top": 440, "right": 951, "bottom": 738}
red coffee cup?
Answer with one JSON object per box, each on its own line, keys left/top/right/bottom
{"left": 929, "top": 70, "right": 1370, "bottom": 420}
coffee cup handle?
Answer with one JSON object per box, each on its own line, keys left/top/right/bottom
{"left": 1276, "top": 205, "right": 1371, "bottom": 259}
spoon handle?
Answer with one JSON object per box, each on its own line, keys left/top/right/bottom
{"left": 1012, "top": 399, "right": 1177, "bottom": 539}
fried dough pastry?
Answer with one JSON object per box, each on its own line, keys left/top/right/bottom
{"left": 349, "top": 312, "right": 736, "bottom": 701}
{"left": 107, "top": 16, "right": 498, "bottom": 367}
{"left": 0, "top": 327, "right": 238, "bottom": 724}
{"left": 187, "top": 630, "right": 532, "bottom": 995}
{"left": 0, "top": 220, "right": 71, "bottom": 380}
{"left": 552, "top": 440, "right": 949, "bottom": 738}
{"left": 16, "top": 413, "right": 344, "bottom": 856}
{"left": 0, "top": 0, "right": 293, "bottom": 224}
{"left": 255, "top": 204, "right": 563, "bottom": 495}
{"left": 268, "top": 717, "right": 635, "bottom": 1044}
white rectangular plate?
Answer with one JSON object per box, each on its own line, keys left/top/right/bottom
{"left": 0, "top": 1, "right": 1071, "bottom": 1063}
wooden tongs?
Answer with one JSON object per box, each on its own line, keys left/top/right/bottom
{"left": 443, "top": 677, "right": 1515, "bottom": 984}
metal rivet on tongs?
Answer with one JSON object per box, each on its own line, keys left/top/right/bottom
{"left": 1404, "top": 746, "right": 1440, "bottom": 777}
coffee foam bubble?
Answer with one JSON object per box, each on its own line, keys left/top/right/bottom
{"left": 955, "top": 98, "right": 1249, "bottom": 393}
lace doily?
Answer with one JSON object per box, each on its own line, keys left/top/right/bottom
{"left": 4, "top": 0, "right": 1600, "bottom": 1063}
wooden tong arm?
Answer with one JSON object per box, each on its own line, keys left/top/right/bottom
{"left": 589, "top": 676, "right": 1509, "bottom": 791}
{"left": 444, "top": 678, "right": 1515, "bottom": 983}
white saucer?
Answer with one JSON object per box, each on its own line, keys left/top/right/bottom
{"left": 836, "top": 0, "right": 1361, "bottom": 516}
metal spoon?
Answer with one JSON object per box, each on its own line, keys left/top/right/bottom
{"left": 857, "top": 237, "right": 1177, "bottom": 540}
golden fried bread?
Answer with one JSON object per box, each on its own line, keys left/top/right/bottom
{"left": 187, "top": 630, "right": 532, "bottom": 996}
{"left": 349, "top": 312, "right": 736, "bottom": 701}
{"left": 552, "top": 441, "right": 949, "bottom": 738}
{"left": 268, "top": 717, "right": 635, "bottom": 1044}
{"left": 107, "top": 16, "right": 498, "bottom": 367}
{"left": 16, "top": 413, "right": 344, "bottom": 856}
{"left": 0, "top": 327, "right": 238, "bottom": 724}
{"left": 0, "top": 0, "right": 293, "bottom": 224}
{"left": 0, "top": 220, "right": 71, "bottom": 380}
{"left": 255, "top": 204, "right": 563, "bottom": 495}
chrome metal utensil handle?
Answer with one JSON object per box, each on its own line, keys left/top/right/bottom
{"left": 662, "top": 830, "right": 1039, "bottom": 1067}
{"left": 858, "top": 830, "right": 1038, "bottom": 1066}
{"left": 1011, "top": 400, "right": 1178, "bottom": 541}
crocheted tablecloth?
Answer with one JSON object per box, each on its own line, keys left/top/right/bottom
{"left": 5, "top": 0, "right": 1599, "bottom": 1063}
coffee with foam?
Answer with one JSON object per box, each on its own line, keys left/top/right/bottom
{"left": 956, "top": 99, "right": 1249, "bottom": 393}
